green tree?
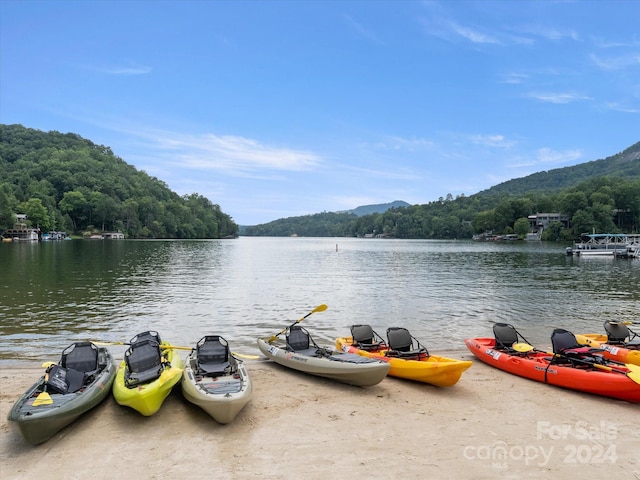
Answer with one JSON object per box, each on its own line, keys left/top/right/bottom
{"left": 513, "top": 217, "right": 530, "bottom": 238}
{"left": 19, "top": 198, "right": 50, "bottom": 230}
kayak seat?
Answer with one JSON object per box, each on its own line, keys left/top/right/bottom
{"left": 46, "top": 364, "right": 86, "bottom": 394}
{"left": 493, "top": 323, "right": 519, "bottom": 351}
{"left": 385, "top": 327, "right": 429, "bottom": 359}
{"left": 130, "top": 330, "right": 162, "bottom": 346}
{"left": 286, "top": 326, "right": 319, "bottom": 355}
{"left": 604, "top": 321, "right": 640, "bottom": 347}
{"left": 196, "top": 335, "right": 232, "bottom": 377}
{"left": 61, "top": 342, "right": 100, "bottom": 381}
{"left": 124, "top": 340, "right": 164, "bottom": 387}
{"left": 350, "top": 324, "right": 385, "bottom": 351}
{"left": 551, "top": 329, "right": 604, "bottom": 367}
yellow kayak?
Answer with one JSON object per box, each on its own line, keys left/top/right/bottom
{"left": 576, "top": 334, "right": 640, "bottom": 366}
{"left": 113, "top": 332, "right": 184, "bottom": 416}
{"left": 336, "top": 332, "right": 472, "bottom": 387}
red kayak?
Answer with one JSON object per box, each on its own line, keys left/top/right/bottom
{"left": 464, "top": 335, "right": 640, "bottom": 403}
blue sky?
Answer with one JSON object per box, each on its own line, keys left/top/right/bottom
{"left": 1, "top": 1, "right": 639, "bottom": 225}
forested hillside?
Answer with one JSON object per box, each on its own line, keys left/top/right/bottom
{"left": 245, "top": 143, "right": 640, "bottom": 240}
{"left": 0, "top": 124, "right": 238, "bottom": 239}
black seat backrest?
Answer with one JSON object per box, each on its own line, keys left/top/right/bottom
{"left": 130, "top": 330, "right": 162, "bottom": 346}
{"left": 124, "top": 340, "right": 163, "bottom": 387}
{"left": 61, "top": 342, "right": 99, "bottom": 373}
{"left": 386, "top": 327, "right": 413, "bottom": 352}
{"left": 196, "top": 336, "right": 231, "bottom": 376}
{"left": 551, "top": 328, "right": 582, "bottom": 354}
{"left": 493, "top": 323, "right": 519, "bottom": 350}
{"left": 603, "top": 321, "right": 629, "bottom": 344}
{"left": 287, "top": 325, "right": 310, "bottom": 351}
{"left": 351, "top": 324, "right": 375, "bottom": 344}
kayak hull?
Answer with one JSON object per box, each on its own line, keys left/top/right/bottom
{"left": 7, "top": 347, "right": 116, "bottom": 445}
{"left": 257, "top": 337, "right": 389, "bottom": 387}
{"left": 181, "top": 350, "right": 253, "bottom": 424}
{"left": 113, "top": 344, "right": 184, "bottom": 416}
{"left": 335, "top": 337, "right": 472, "bottom": 387}
{"left": 575, "top": 333, "right": 640, "bottom": 366}
{"left": 464, "top": 337, "right": 640, "bottom": 403}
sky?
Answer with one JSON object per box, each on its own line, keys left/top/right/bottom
{"left": 1, "top": 1, "right": 639, "bottom": 226}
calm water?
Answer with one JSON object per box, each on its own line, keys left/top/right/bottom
{"left": 1, "top": 237, "right": 639, "bottom": 365}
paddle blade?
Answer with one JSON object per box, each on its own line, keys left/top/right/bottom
{"left": 625, "top": 364, "right": 640, "bottom": 385}
{"left": 512, "top": 343, "right": 534, "bottom": 353}
{"left": 313, "top": 304, "right": 328, "bottom": 313}
{"left": 41, "top": 361, "right": 56, "bottom": 369}
{"left": 33, "top": 391, "right": 53, "bottom": 406}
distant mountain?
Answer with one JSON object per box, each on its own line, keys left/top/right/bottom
{"left": 478, "top": 141, "right": 640, "bottom": 196}
{"left": 338, "top": 200, "right": 410, "bottom": 216}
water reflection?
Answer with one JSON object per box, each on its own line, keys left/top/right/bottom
{"left": 1, "top": 238, "right": 638, "bottom": 364}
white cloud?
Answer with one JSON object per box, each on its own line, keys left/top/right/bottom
{"left": 536, "top": 147, "right": 582, "bottom": 165}
{"left": 448, "top": 21, "right": 500, "bottom": 45}
{"left": 470, "top": 134, "right": 515, "bottom": 148}
{"left": 527, "top": 91, "right": 591, "bottom": 104}
{"left": 343, "top": 14, "right": 384, "bottom": 44}
{"left": 590, "top": 52, "right": 640, "bottom": 71}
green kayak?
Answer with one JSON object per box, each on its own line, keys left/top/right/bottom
{"left": 8, "top": 342, "right": 116, "bottom": 445}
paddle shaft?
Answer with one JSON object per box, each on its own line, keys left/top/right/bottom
{"left": 267, "top": 304, "right": 328, "bottom": 342}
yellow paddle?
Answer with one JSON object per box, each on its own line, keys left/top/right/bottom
{"left": 267, "top": 304, "right": 328, "bottom": 343}
{"left": 33, "top": 363, "right": 55, "bottom": 406}
{"left": 512, "top": 343, "right": 640, "bottom": 384}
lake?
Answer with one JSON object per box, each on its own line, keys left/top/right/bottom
{"left": 1, "top": 237, "right": 639, "bottom": 365}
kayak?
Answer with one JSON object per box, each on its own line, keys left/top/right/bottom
{"left": 335, "top": 336, "right": 472, "bottom": 387}
{"left": 465, "top": 337, "right": 640, "bottom": 403}
{"left": 181, "top": 336, "right": 253, "bottom": 424}
{"left": 8, "top": 342, "right": 116, "bottom": 445}
{"left": 113, "top": 331, "right": 184, "bottom": 416}
{"left": 575, "top": 334, "right": 640, "bottom": 366}
{"left": 257, "top": 327, "right": 389, "bottom": 387}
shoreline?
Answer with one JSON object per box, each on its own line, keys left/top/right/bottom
{"left": 1, "top": 353, "right": 639, "bottom": 479}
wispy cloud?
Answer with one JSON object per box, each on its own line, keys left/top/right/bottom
{"left": 527, "top": 91, "right": 591, "bottom": 104}
{"left": 343, "top": 14, "right": 384, "bottom": 44}
{"left": 369, "top": 135, "right": 435, "bottom": 152}
{"left": 589, "top": 52, "right": 640, "bottom": 71}
{"left": 501, "top": 72, "right": 529, "bottom": 84}
{"left": 536, "top": 147, "right": 582, "bottom": 165}
{"left": 86, "top": 62, "right": 152, "bottom": 75}
{"left": 470, "top": 134, "right": 515, "bottom": 149}
{"left": 447, "top": 21, "right": 500, "bottom": 45}
{"left": 603, "top": 102, "right": 640, "bottom": 114}
{"left": 151, "top": 132, "right": 321, "bottom": 173}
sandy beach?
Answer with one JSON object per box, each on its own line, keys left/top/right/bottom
{"left": 1, "top": 351, "right": 639, "bottom": 480}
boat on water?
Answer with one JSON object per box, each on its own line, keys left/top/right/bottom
{"left": 465, "top": 324, "right": 640, "bottom": 403}
{"left": 567, "top": 233, "right": 640, "bottom": 257}
{"left": 576, "top": 320, "right": 640, "bottom": 366}
{"left": 113, "top": 331, "right": 184, "bottom": 416}
{"left": 336, "top": 325, "right": 472, "bottom": 387}
{"left": 181, "top": 335, "right": 252, "bottom": 424}
{"left": 257, "top": 325, "right": 390, "bottom": 387}
{"left": 1, "top": 222, "right": 40, "bottom": 242}
{"left": 7, "top": 342, "right": 116, "bottom": 445}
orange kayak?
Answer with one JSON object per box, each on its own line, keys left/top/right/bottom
{"left": 575, "top": 334, "right": 640, "bottom": 366}
{"left": 336, "top": 336, "right": 472, "bottom": 387}
{"left": 464, "top": 337, "right": 640, "bottom": 403}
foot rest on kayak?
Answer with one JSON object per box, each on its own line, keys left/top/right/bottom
{"left": 385, "top": 327, "right": 429, "bottom": 359}
{"left": 350, "top": 324, "right": 385, "bottom": 351}
{"left": 124, "top": 340, "right": 163, "bottom": 387}
{"left": 196, "top": 336, "right": 232, "bottom": 376}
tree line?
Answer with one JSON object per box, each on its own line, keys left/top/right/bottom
{"left": 244, "top": 176, "right": 640, "bottom": 239}
{"left": 0, "top": 124, "right": 238, "bottom": 239}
